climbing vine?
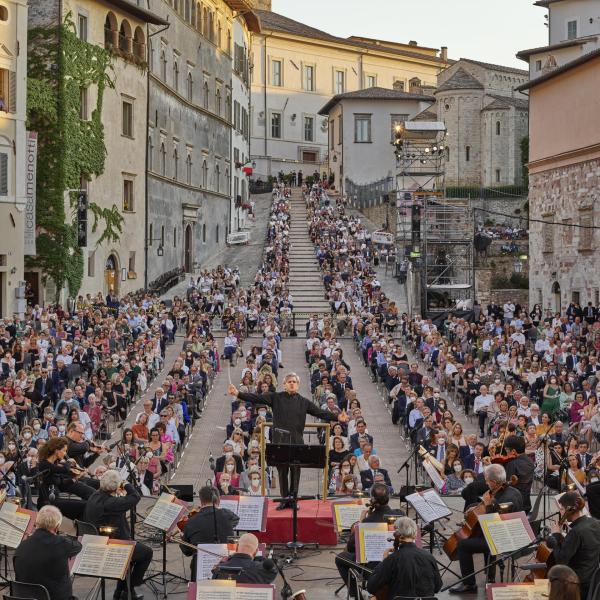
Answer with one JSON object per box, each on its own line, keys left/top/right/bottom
{"left": 26, "top": 13, "right": 123, "bottom": 302}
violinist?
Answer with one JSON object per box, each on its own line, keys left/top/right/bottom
{"left": 548, "top": 491, "right": 600, "bottom": 599}
{"left": 14, "top": 505, "right": 82, "bottom": 600}
{"left": 449, "top": 464, "right": 523, "bottom": 594}
{"left": 334, "top": 483, "right": 404, "bottom": 597}
{"left": 366, "top": 517, "right": 442, "bottom": 600}
{"left": 502, "top": 435, "right": 534, "bottom": 513}
{"left": 37, "top": 436, "right": 96, "bottom": 520}
{"left": 84, "top": 470, "right": 153, "bottom": 600}
{"left": 66, "top": 422, "right": 105, "bottom": 470}
{"left": 180, "top": 485, "right": 240, "bottom": 581}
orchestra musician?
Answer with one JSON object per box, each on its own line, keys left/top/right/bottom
{"left": 548, "top": 491, "right": 600, "bottom": 599}
{"left": 37, "top": 437, "right": 97, "bottom": 520}
{"left": 366, "top": 516, "right": 442, "bottom": 600}
{"left": 449, "top": 464, "right": 523, "bottom": 594}
{"left": 14, "top": 505, "right": 82, "bottom": 600}
{"left": 228, "top": 373, "right": 348, "bottom": 510}
{"left": 502, "top": 435, "right": 534, "bottom": 513}
{"left": 213, "top": 533, "right": 277, "bottom": 584}
{"left": 66, "top": 422, "right": 105, "bottom": 470}
{"left": 334, "top": 483, "right": 404, "bottom": 597}
{"left": 84, "top": 470, "right": 153, "bottom": 600}
{"left": 180, "top": 485, "right": 240, "bottom": 581}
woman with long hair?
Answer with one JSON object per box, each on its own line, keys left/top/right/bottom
{"left": 547, "top": 564, "right": 580, "bottom": 600}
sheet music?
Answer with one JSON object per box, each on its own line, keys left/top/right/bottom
{"left": 236, "top": 496, "right": 266, "bottom": 531}
{"left": 333, "top": 503, "right": 365, "bottom": 531}
{"left": 568, "top": 470, "right": 587, "bottom": 497}
{"left": 422, "top": 460, "right": 446, "bottom": 491}
{"left": 196, "top": 544, "right": 230, "bottom": 580}
{"left": 72, "top": 538, "right": 133, "bottom": 580}
{"left": 479, "top": 514, "right": 533, "bottom": 555}
{"left": 357, "top": 523, "right": 391, "bottom": 563}
{"left": 196, "top": 580, "right": 235, "bottom": 600}
{"left": 490, "top": 587, "right": 531, "bottom": 600}
{"left": 0, "top": 503, "right": 30, "bottom": 549}
{"left": 406, "top": 489, "right": 452, "bottom": 524}
{"left": 144, "top": 493, "right": 184, "bottom": 531}
{"left": 235, "top": 587, "right": 274, "bottom": 600}
{"left": 219, "top": 498, "right": 239, "bottom": 514}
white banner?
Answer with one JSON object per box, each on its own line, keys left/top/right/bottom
{"left": 227, "top": 231, "right": 250, "bottom": 245}
{"left": 372, "top": 230, "right": 394, "bottom": 245}
{"left": 24, "top": 132, "right": 38, "bottom": 255}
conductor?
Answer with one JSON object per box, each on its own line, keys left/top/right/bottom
{"left": 228, "top": 372, "right": 348, "bottom": 509}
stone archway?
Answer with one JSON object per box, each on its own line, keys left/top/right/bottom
{"left": 105, "top": 254, "right": 119, "bottom": 296}
{"left": 184, "top": 224, "right": 193, "bottom": 273}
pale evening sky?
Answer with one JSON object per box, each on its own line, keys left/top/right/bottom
{"left": 271, "top": 0, "right": 548, "bottom": 69}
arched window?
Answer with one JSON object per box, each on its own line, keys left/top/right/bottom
{"left": 0, "top": 6, "right": 8, "bottom": 21}
{"left": 173, "top": 61, "right": 179, "bottom": 91}
{"left": 225, "top": 168, "right": 229, "bottom": 194}
{"left": 202, "top": 7, "right": 208, "bottom": 37}
{"left": 202, "top": 223, "right": 206, "bottom": 243}
{"left": 148, "top": 136, "right": 154, "bottom": 171}
{"left": 104, "top": 12, "right": 118, "bottom": 48}
{"left": 465, "top": 145, "right": 470, "bottom": 162}
{"left": 160, "top": 143, "right": 166, "bottom": 176}
{"left": 160, "top": 50, "right": 167, "bottom": 81}
{"left": 196, "top": 2, "right": 202, "bottom": 31}
{"left": 226, "top": 94, "right": 231, "bottom": 120}
{"left": 119, "top": 19, "right": 132, "bottom": 53}
{"left": 227, "top": 29, "right": 231, "bottom": 54}
{"left": 215, "top": 164, "right": 220, "bottom": 192}
{"left": 187, "top": 72, "right": 193, "bottom": 101}
{"left": 133, "top": 27, "right": 145, "bottom": 60}
{"left": 173, "top": 148, "right": 179, "bottom": 180}
{"left": 160, "top": 225, "right": 165, "bottom": 246}
{"left": 203, "top": 81, "right": 209, "bottom": 109}
{"left": 202, "top": 160, "right": 208, "bottom": 188}
{"left": 191, "top": 1, "right": 196, "bottom": 27}
{"left": 446, "top": 146, "right": 450, "bottom": 161}
{"left": 496, "top": 121, "right": 501, "bottom": 135}
{"left": 186, "top": 154, "right": 192, "bottom": 185}
{"left": 185, "top": 0, "right": 191, "bottom": 22}
{"left": 216, "top": 224, "right": 219, "bottom": 243}
{"left": 216, "top": 89, "right": 221, "bottom": 115}
{"left": 217, "top": 22, "right": 222, "bottom": 48}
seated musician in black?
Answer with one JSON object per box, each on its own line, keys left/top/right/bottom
{"left": 37, "top": 436, "right": 96, "bottom": 521}
{"left": 549, "top": 491, "right": 600, "bottom": 599}
{"left": 213, "top": 533, "right": 277, "bottom": 584}
{"left": 15, "top": 505, "right": 82, "bottom": 600}
{"left": 335, "top": 483, "right": 404, "bottom": 598}
{"left": 367, "top": 516, "right": 442, "bottom": 600}
{"left": 449, "top": 463, "right": 523, "bottom": 594}
{"left": 181, "top": 485, "right": 240, "bottom": 581}
{"left": 66, "top": 422, "right": 102, "bottom": 488}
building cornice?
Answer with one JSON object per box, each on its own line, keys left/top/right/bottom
{"left": 528, "top": 142, "right": 600, "bottom": 174}
{"left": 149, "top": 171, "right": 231, "bottom": 199}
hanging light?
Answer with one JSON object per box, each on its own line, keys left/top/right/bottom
{"left": 424, "top": 147, "right": 430, "bottom": 153}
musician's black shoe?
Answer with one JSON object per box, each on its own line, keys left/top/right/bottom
{"left": 276, "top": 500, "right": 290, "bottom": 510}
{"left": 449, "top": 583, "right": 477, "bottom": 594}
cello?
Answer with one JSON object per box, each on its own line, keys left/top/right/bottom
{"left": 443, "top": 475, "right": 518, "bottom": 561}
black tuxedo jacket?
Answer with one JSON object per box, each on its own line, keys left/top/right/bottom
{"left": 360, "top": 467, "right": 392, "bottom": 490}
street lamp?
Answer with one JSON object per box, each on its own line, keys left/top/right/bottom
{"left": 147, "top": 237, "right": 164, "bottom": 257}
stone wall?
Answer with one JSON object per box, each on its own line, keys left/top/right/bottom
{"left": 529, "top": 157, "right": 600, "bottom": 311}
{"left": 360, "top": 204, "right": 397, "bottom": 233}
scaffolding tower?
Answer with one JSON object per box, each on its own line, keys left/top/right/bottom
{"left": 395, "top": 121, "right": 474, "bottom": 317}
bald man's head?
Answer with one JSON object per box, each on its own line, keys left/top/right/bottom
{"left": 237, "top": 533, "right": 259, "bottom": 557}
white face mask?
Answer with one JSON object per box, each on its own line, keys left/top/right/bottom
{"left": 454, "top": 465, "right": 462, "bottom": 473}
{"left": 23, "top": 433, "right": 32, "bottom": 440}
{"left": 225, "top": 464, "right": 234, "bottom": 472}
{"left": 221, "top": 480, "right": 230, "bottom": 488}
{"left": 250, "top": 478, "right": 260, "bottom": 486}
{"left": 240, "top": 410, "right": 247, "bottom": 418}
{"left": 109, "top": 462, "right": 117, "bottom": 469}
{"left": 225, "top": 451, "right": 233, "bottom": 459}
{"left": 58, "top": 425, "right": 66, "bottom": 434}
{"left": 464, "top": 477, "right": 474, "bottom": 485}
{"left": 341, "top": 467, "right": 350, "bottom": 474}
{"left": 495, "top": 379, "right": 500, "bottom": 384}
{"left": 258, "top": 411, "right": 267, "bottom": 418}
{"left": 33, "top": 424, "right": 41, "bottom": 431}
{"left": 346, "top": 482, "right": 355, "bottom": 490}
{"left": 438, "top": 440, "right": 446, "bottom": 446}
{"left": 234, "top": 418, "right": 241, "bottom": 426}
{"left": 433, "top": 393, "right": 440, "bottom": 399}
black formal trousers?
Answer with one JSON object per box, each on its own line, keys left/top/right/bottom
{"left": 457, "top": 537, "right": 493, "bottom": 587}
{"left": 278, "top": 465, "right": 301, "bottom": 498}
{"left": 335, "top": 551, "right": 376, "bottom": 598}
{"left": 115, "top": 542, "right": 153, "bottom": 589}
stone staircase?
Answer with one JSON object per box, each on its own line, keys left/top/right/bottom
{"left": 288, "top": 190, "right": 331, "bottom": 314}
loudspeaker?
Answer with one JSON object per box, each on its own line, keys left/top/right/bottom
{"left": 168, "top": 484, "right": 194, "bottom": 502}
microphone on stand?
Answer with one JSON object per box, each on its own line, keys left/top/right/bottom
{"left": 209, "top": 453, "right": 216, "bottom": 472}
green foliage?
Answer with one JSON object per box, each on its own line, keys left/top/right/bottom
{"left": 520, "top": 136, "right": 529, "bottom": 188}
{"left": 26, "top": 14, "right": 122, "bottom": 302}
{"left": 446, "top": 185, "right": 528, "bottom": 199}
{"left": 491, "top": 272, "right": 529, "bottom": 290}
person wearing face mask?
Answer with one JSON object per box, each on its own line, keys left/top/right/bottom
{"left": 443, "top": 459, "right": 467, "bottom": 493}
{"left": 217, "top": 471, "right": 238, "bottom": 496}
{"left": 245, "top": 468, "right": 263, "bottom": 496}
{"left": 31, "top": 418, "right": 48, "bottom": 442}
{"left": 215, "top": 441, "right": 244, "bottom": 473}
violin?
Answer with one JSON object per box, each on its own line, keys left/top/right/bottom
{"left": 443, "top": 475, "right": 518, "bottom": 561}
{"left": 176, "top": 507, "right": 200, "bottom": 532}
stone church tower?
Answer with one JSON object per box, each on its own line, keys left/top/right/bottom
{"left": 253, "top": 0, "right": 271, "bottom": 10}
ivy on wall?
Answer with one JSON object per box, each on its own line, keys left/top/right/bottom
{"left": 26, "top": 14, "right": 123, "bottom": 302}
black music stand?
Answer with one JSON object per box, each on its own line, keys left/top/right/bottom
{"left": 266, "top": 443, "right": 326, "bottom": 559}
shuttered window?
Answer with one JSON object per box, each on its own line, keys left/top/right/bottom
{"left": 0, "top": 153, "right": 8, "bottom": 195}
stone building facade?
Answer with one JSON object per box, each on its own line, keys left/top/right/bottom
{"left": 433, "top": 59, "right": 529, "bottom": 188}
{"left": 519, "top": 50, "right": 600, "bottom": 312}
{"left": 0, "top": 0, "right": 27, "bottom": 317}
{"left": 250, "top": 9, "right": 450, "bottom": 179}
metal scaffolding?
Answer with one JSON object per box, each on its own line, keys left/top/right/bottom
{"left": 395, "top": 121, "right": 474, "bottom": 316}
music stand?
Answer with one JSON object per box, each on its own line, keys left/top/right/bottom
{"left": 266, "top": 443, "right": 326, "bottom": 559}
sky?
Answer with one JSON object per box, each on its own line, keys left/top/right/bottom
{"left": 271, "top": 0, "right": 548, "bottom": 68}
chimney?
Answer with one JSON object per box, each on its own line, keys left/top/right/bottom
{"left": 441, "top": 46, "right": 448, "bottom": 62}
{"left": 409, "top": 40, "right": 418, "bottom": 46}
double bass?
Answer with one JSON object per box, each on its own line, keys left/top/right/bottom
{"left": 443, "top": 475, "right": 518, "bottom": 561}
